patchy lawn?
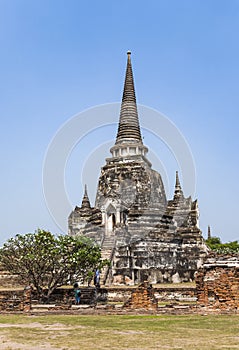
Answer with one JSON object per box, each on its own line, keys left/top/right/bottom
{"left": 0, "top": 314, "right": 238, "bottom": 349}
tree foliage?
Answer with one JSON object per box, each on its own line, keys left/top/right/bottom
{"left": 206, "top": 236, "right": 239, "bottom": 254}
{"left": 0, "top": 229, "right": 108, "bottom": 300}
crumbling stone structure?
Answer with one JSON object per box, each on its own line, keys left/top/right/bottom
{"left": 196, "top": 254, "right": 239, "bottom": 310}
{"left": 0, "top": 288, "right": 31, "bottom": 312}
{"left": 123, "top": 281, "right": 158, "bottom": 310}
{"left": 68, "top": 52, "right": 208, "bottom": 285}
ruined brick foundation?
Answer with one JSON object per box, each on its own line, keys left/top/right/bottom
{"left": 196, "top": 254, "right": 239, "bottom": 310}
{"left": 123, "top": 281, "right": 158, "bottom": 310}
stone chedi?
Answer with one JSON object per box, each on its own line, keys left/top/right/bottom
{"left": 68, "top": 52, "right": 208, "bottom": 285}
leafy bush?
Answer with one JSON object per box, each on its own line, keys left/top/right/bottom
{"left": 205, "top": 236, "right": 239, "bottom": 254}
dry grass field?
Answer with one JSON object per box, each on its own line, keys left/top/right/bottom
{"left": 0, "top": 314, "right": 238, "bottom": 350}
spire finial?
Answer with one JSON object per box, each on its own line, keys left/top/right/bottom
{"left": 81, "top": 184, "right": 91, "bottom": 209}
{"left": 110, "top": 52, "right": 149, "bottom": 161}
{"left": 175, "top": 171, "right": 180, "bottom": 187}
{"left": 84, "top": 184, "right": 88, "bottom": 196}
{"left": 173, "top": 171, "right": 184, "bottom": 200}
{"left": 115, "top": 51, "right": 142, "bottom": 144}
{"left": 207, "top": 225, "right": 211, "bottom": 239}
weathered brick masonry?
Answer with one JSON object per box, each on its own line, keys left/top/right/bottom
{"left": 196, "top": 254, "right": 239, "bottom": 310}
{"left": 123, "top": 281, "right": 158, "bottom": 310}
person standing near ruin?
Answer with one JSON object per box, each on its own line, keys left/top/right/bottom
{"left": 94, "top": 269, "right": 100, "bottom": 288}
{"left": 73, "top": 282, "right": 81, "bottom": 305}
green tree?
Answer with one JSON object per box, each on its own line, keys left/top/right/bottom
{"left": 206, "top": 236, "right": 221, "bottom": 247}
{"left": 0, "top": 229, "right": 108, "bottom": 300}
{"left": 206, "top": 236, "right": 239, "bottom": 254}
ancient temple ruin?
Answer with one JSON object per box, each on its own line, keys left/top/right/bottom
{"left": 68, "top": 52, "right": 208, "bottom": 285}
{"left": 196, "top": 253, "right": 239, "bottom": 310}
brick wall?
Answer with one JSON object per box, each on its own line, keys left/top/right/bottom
{"left": 0, "top": 288, "right": 31, "bottom": 312}
{"left": 123, "top": 281, "right": 158, "bottom": 310}
{"left": 196, "top": 254, "right": 239, "bottom": 310}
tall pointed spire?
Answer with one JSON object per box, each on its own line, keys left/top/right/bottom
{"left": 173, "top": 171, "right": 184, "bottom": 200}
{"left": 110, "top": 52, "right": 148, "bottom": 161}
{"left": 81, "top": 184, "right": 91, "bottom": 209}
{"left": 207, "top": 225, "right": 211, "bottom": 239}
{"left": 115, "top": 51, "right": 142, "bottom": 144}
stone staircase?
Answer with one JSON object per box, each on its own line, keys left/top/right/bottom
{"left": 100, "top": 235, "right": 116, "bottom": 285}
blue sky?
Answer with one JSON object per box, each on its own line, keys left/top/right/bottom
{"left": 0, "top": 0, "right": 239, "bottom": 245}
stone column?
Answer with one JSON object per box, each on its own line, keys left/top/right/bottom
{"left": 116, "top": 207, "right": 121, "bottom": 224}
{"left": 101, "top": 207, "right": 106, "bottom": 225}
{"left": 23, "top": 285, "right": 32, "bottom": 313}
